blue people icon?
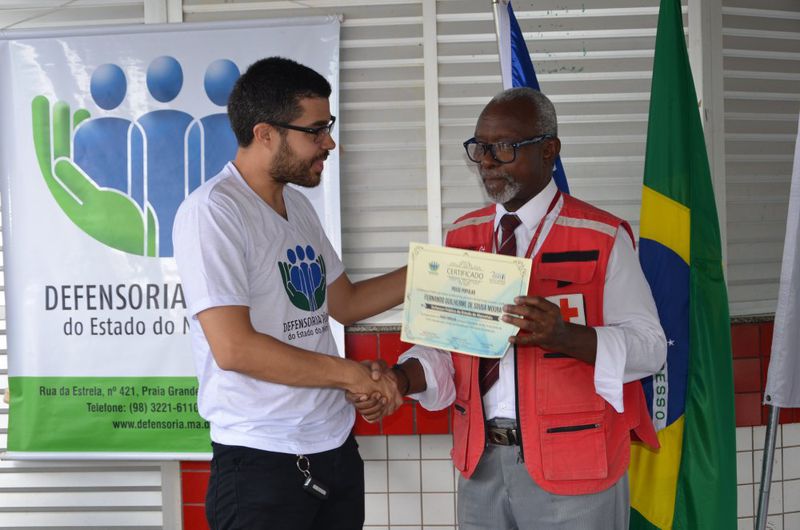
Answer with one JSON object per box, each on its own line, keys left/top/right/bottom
{"left": 188, "top": 59, "right": 240, "bottom": 184}
{"left": 73, "top": 63, "right": 132, "bottom": 194}
{"left": 282, "top": 245, "right": 326, "bottom": 311}
{"left": 130, "top": 56, "right": 199, "bottom": 257}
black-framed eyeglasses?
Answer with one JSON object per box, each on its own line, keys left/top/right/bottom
{"left": 463, "top": 134, "right": 553, "bottom": 164}
{"left": 268, "top": 116, "right": 336, "bottom": 143}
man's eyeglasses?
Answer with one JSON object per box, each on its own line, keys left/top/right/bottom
{"left": 463, "top": 134, "right": 552, "bottom": 164}
{"left": 268, "top": 116, "right": 336, "bottom": 143}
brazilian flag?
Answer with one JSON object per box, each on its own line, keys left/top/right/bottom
{"left": 629, "top": 0, "right": 737, "bottom": 528}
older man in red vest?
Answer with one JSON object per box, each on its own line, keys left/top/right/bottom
{"left": 353, "top": 87, "right": 666, "bottom": 530}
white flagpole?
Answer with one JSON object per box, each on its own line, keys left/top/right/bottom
{"left": 492, "top": 0, "right": 512, "bottom": 90}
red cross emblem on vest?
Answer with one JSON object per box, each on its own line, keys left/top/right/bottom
{"left": 546, "top": 294, "right": 586, "bottom": 325}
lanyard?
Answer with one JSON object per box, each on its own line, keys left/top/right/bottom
{"left": 494, "top": 190, "right": 562, "bottom": 260}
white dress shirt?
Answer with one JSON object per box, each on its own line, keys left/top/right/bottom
{"left": 400, "top": 179, "right": 666, "bottom": 414}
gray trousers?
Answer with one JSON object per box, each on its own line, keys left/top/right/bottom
{"left": 457, "top": 443, "right": 629, "bottom": 530}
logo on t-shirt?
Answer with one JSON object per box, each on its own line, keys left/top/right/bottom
{"left": 278, "top": 245, "right": 327, "bottom": 311}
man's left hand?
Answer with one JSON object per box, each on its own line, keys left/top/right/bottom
{"left": 502, "top": 296, "right": 597, "bottom": 364}
{"left": 502, "top": 296, "right": 567, "bottom": 350}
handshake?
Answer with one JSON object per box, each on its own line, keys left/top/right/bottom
{"left": 345, "top": 360, "right": 413, "bottom": 423}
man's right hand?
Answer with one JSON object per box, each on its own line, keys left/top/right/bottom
{"left": 346, "top": 360, "right": 403, "bottom": 422}
{"left": 346, "top": 360, "right": 402, "bottom": 423}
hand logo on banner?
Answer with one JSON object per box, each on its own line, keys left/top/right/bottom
{"left": 32, "top": 96, "right": 148, "bottom": 256}
{"left": 31, "top": 57, "right": 241, "bottom": 257}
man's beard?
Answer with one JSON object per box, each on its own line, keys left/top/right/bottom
{"left": 270, "top": 140, "right": 328, "bottom": 188}
{"left": 480, "top": 170, "right": 521, "bottom": 204}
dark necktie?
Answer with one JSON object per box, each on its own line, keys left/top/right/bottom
{"left": 479, "top": 213, "right": 522, "bottom": 395}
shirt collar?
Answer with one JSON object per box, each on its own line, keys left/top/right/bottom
{"left": 494, "top": 179, "right": 558, "bottom": 231}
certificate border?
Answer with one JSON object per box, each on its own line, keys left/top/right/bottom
{"left": 401, "top": 242, "right": 532, "bottom": 358}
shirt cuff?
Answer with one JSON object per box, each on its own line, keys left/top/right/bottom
{"left": 398, "top": 346, "right": 454, "bottom": 411}
{"left": 593, "top": 326, "right": 626, "bottom": 413}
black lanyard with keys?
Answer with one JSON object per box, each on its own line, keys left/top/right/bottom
{"left": 296, "top": 455, "right": 329, "bottom": 500}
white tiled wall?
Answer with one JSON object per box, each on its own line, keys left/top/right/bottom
{"left": 359, "top": 434, "right": 457, "bottom": 530}
{"left": 359, "top": 425, "right": 800, "bottom": 530}
{"left": 738, "top": 424, "right": 800, "bottom": 530}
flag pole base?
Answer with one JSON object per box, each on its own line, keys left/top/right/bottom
{"left": 756, "top": 404, "right": 780, "bottom": 530}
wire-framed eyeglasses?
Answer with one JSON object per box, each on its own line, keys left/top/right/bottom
{"left": 463, "top": 134, "right": 553, "bottom": 164}
{"left": 268, "top": 116, "right": 336, "bottom": 143}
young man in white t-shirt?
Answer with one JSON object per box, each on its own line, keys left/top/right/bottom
{"left": 173, "top": 57, "right": 405, "bottom": 530}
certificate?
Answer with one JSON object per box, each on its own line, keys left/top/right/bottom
{"left": 401, "top": 242, "right": 532, "bottom": 358}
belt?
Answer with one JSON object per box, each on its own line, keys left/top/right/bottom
{"left": 486, "top": 423, "right": 520, "bottom": 446}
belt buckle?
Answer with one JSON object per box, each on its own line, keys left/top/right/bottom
{"left": 488, "top": 427, "right": 516, "bottom": 446}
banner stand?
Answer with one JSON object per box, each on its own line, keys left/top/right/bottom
{"left": 756, "top": 405, "right": 780, "bottom": 530}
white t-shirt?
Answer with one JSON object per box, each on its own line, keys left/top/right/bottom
{"left": 173, "top": 162, "right": 349, "bottom": 454}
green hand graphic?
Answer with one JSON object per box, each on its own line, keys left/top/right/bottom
{"left": 279, "top": 261, "right": 312, "bottom": 311}
{"left": 32, "top": 95, "right": 154, "bottom": 256}
{"left": 313, "top": 256, "right": 326, "bottom": 309}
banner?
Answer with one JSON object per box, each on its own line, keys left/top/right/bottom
{"left": 629, "top": 0, "right": 737, "bottom": 528}
{"left": 764, "top": 113, "right": 800, "bottom": 408}
{"left": 493, "top": 0, "right": 569, "bottom": 193}
{"left": 0, "top": 18, "right": 341, "bottom": 458}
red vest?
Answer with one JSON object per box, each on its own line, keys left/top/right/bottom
{"left": 445, "top": 194, "right": 658, "bottom": 496}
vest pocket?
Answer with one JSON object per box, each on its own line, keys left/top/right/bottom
{"left": 535, "top": 258, "right": 597, "bottom": 287}
{"left": 535, "top": 354, "right": 606, "bottom": 414}
{"left": 451, "top": 399, "right": 469, "bottom": 472}
{"left": 546, "top": 423, "right": 599, "bottom": 433}
{"left": 539, "top": 414, "right": 608, "bottom": 481}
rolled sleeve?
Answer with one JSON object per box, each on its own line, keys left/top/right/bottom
{"left": 594, "top": 327, "right": 626, "bottom": 412}
{"left": 399, "top": 345, "right": 455, "bottom": 411}
{"left": 593, "top": 230, "right": 667, "bottom": 412}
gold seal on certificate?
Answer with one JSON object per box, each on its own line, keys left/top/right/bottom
{"left": 401, "top": 242, "right": 532, "bottom": 358}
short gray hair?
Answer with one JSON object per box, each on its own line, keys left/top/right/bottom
{"left": 489, "top": 87, "right": 558, "bottom": 137}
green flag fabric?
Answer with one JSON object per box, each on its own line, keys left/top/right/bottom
{"left": 629, "top": 0, "right": 737, "bottom": 528}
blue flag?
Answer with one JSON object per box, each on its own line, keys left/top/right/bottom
{"left": 494, "top": 0, "right": 569, "bottom": 193}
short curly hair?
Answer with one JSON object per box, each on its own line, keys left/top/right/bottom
{"left": 228, "top": 57, "right": 332, "bottom": 147}
{"left": 489, "top": 87, "right": 558, "bottom": 137}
